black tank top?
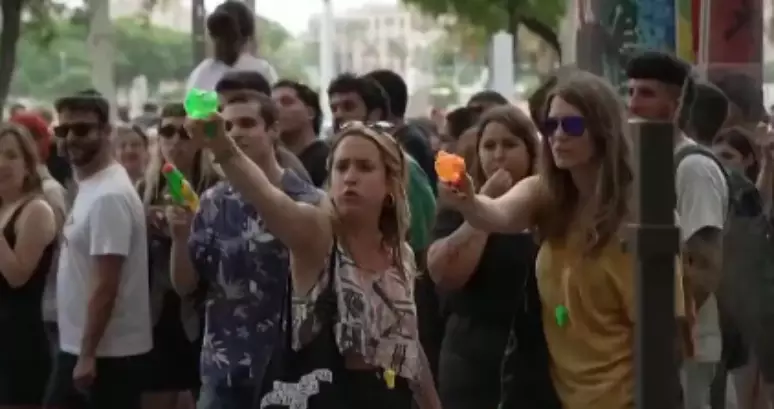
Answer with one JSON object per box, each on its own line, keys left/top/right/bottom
{"left": 0, "top": 200, "right": 56, "bottom": 358}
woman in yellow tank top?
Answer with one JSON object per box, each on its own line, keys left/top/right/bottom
{"left": 438, "top": 71, "right": 687, "bottom": 409}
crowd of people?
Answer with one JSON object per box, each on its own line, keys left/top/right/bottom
{"left": 3, "top": 2, "right": 774, "bottom": 409}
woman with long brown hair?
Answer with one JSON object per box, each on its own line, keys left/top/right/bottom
{"left": 441, "top": 71, "right": 686, "bottom": 409}
{"left": 0, "top": 123, "right": 58, "bottom": 408}
{"left": 183, "top": 113, "right": 441, "bottom": 408}
{"left": 138, "top": 103, "right": 220, "bottom": 409}
{"left": 428, "top": 105, "right": 540, "bottom": 409}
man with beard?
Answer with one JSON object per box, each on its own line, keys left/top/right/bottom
{"left": 45, "top": 90, "right": 151, "bottom": 409}
{"left": 327, "top": 73, "right": 389, "bottom": 131}
{"left": 170, "top": 91, "right": 322, "bottom": 409}
{"left": 272, "top": 79, "right": 328, "bottom": 187}
{"left": 187, "top": 0, "right": 277, "bottom": 91}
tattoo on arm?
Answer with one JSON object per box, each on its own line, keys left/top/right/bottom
{"left": 682, "top": 227, "right": 723, "bottom": 308}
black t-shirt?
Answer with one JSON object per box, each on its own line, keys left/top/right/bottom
{"left": 298, "top": 139, "right": 330, "bottom": 188}
{"left": 432, "top": 207, "right": 538, "bottom": 326}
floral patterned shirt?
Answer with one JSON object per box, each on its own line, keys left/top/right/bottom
{"left": 188, "top": 170, "right": 322, "bottom": 384}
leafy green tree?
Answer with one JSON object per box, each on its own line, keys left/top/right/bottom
{"left": 256, "top": 16, "right": 309, "bottom": 82}
{"left": 10, "top": 17, "right": 193, "bottom": 100}
{"left": 402, "top": 0, "right": 565, "bottom": 54}
{"left": 0, "top": 0, "right": 69, "bottom": 116}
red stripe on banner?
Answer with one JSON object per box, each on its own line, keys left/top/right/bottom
{"left": 707, "top": 0, "right": 763, "bottom": 80}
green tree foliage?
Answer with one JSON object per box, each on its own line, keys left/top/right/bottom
{"left": 256, "top": 15, "right": 309, "bottom": 82}
{"left": 0, "top": 0, "right": 70, "bottom": 116}
{"left": 401, "top": 0, "right": 566, "bottom": 54}
{"left": 8, "top": 13, "right": 309, "bottom": 102}
{"left": 10, "top": 17, "right": 192, "bottom": 100}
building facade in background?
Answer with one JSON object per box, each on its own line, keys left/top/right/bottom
{"left": 306, "top": 3, "right": 444, "bottom": 92}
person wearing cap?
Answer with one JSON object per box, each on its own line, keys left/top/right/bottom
{"left": 627, "top": 50, "right": 728, "bottom": 409}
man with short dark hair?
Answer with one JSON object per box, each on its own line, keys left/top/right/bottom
{"left": 272, "top": 79, "right": 329, "bottom": 187}
{"left": 365, "top": 69, "right": 437, "bottom": 191}
{"left": 327, "top": 73, "right": 389, "bottom": 131}
{"left": 215, "top": 70, "right": 273, "bottom": 98}
{"left": 45, "top": 90, "right": 151, "bottom": 409}
{"left": 627, "top": 50, "right": 728, "bottom": 409}
{"left": 215, "top": 73, "right": 312, "bottom": 183}
{"left": 172, "top": 91, "right": 321, "bottom": 409}
{"left": 684, "top": 81, "right": 729, "bottom": 145}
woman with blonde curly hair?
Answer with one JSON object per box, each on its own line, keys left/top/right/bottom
{"left": 183, "top": 107, "right": 441, "bottom": 408}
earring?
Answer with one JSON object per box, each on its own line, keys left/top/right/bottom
{"left": 385, "top": 193, "right": 396, "bottom": 207}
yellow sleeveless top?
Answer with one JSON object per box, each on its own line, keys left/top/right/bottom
{"left": 537, "top": 233, "right": 685, "bottom": 409}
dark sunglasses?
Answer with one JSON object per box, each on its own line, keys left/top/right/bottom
{"left": 158, "top": 125, "right": 190, "bottom": 140}
{"left": 53, "top": 122, "right": 100, "bottom": 138}
{"left": 542, "top": 116, "right": 586, "bottom": 137}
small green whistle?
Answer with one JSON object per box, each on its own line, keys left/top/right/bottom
{"left": 555, "top": 304, "right": 569, "bottom": 327}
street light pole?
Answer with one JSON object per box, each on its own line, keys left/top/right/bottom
{"left": 192, "top": 0, "right": 206, "bottom": 67}
{"left": 629, "top": 119, "right": 681, "bottom": 409}
{"left": 319, "top": 0, "right": 335, "bottom": 129}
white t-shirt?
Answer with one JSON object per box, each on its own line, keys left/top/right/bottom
{"left": 186, "top": 54, "right": 278, "bottom": 92}
{"left": 57, "top": 163, "right": 151, "bottom": 357}
{"left": 675, "top": 139, "right": 728, "bottom": 363}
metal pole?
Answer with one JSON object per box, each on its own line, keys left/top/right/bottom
{"left": 192, "top": 0, "right": 206, "bottom": 67}
{"left": 319, "top": 0, "right": 334, "bottom": 129}
{"left": 630, "top": 119, "right": 681, "bottom": 409}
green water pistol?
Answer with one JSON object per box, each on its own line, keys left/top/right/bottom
{"left": 184, "top": 88, "right": 219, "bottom": 119}
{"left": 184, "top": 88, "right": 219, "bottom": 138}
{"left": 162, "top": 163, "right": 199, "bottom": 212}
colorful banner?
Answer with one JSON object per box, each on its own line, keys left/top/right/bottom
{"left": 636, "top": 0, "right": 676, "bottom": 52}
{"left": 706, "top": 0, "right": 763, "bottom": 82}
{"left": 676, "top": 0, "right": 694, "bottom": 63}
{"left": 575, "top": 0, "right": 638, "bottom": 93}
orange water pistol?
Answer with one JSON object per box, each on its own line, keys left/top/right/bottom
{"left": 435, "top": 151, "right": 466, "bottom": 185}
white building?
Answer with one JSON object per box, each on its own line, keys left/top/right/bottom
{"left": 306, "top": 3, "right": 444, "bottom": 92}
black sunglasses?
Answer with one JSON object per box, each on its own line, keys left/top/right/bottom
{"left": 53, "top": 122, "right": 100, "bottom": 139}
{"left": 158, "top": 124, "right": 190, "bottom": 140}
{"left": 542, "top": 116, "right": 586, "bottom": 137}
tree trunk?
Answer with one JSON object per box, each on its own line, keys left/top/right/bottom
{"left": 520, "top": 16, "right": 561, "bottom": 57}
{"left": 192, "top": 0, "right": 206, "bottom": 67}
{"left": 508, "top": 13, "right": 520, "bottom": 77}
{"left": 88, "top": 0, "right": 117, "bottom": 121}
{"left": 0, "top": 0, "right": 23, "bottom": 120}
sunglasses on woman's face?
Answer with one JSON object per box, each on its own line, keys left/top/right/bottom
{"left": 542, "top": 116, "right": 586, "bottom": 138}
{"left": 158, "top": 125, "right": 190, "bottom": 140}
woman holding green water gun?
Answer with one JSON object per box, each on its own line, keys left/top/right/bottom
{"left": 137, "top": 102, "right": 221, "bottom": 409}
